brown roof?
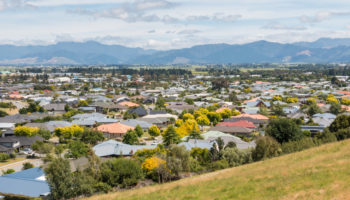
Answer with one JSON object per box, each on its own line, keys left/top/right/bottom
{"left": 97, "top": 123, "right": 134, "bottom": 135}
{"left": 209, "top": 126, "right": 253, "bottom": 134}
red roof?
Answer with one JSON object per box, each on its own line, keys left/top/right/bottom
{"left": 217, "top": 120, "right": 256, "bottom": 128}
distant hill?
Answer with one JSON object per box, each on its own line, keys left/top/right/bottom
{"left": 84, "top": 139, "right": 350, "bottom": 200}
{"left": 2, "top": 38, "right": 350, "bottom": 65}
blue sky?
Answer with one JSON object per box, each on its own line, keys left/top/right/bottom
{"left": 1, "top": 0, "right": 350, "bottom": 49}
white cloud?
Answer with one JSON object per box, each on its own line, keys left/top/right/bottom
{"left": 300, "top": 11, "right": 350, "bottom": 24}
{"left": 262, "top": 22, "right": 307, "bottom": 31}
{"left": 0, "top": 0, "right": 35, "bottom": 11}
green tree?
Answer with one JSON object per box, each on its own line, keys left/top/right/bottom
{"left": 122, "top": 130, "right": 138, "bottom": 145}
{"left": 253, "top": 136, "right": 281, "bottom": 161}
{"left": 163, "top": 125, "right": 181, "bottom": 146}
{"left": 100, "top": 158, "right": 143, "bottom": 188}
{"left": 266, "top": 118, "right": 303, "bottom": 143}
{"left": 330, "top": 102, "right": 342, "bottom": 115}
{"left": 81, "top": 128, "right": 104, "bottom": 145}
{"left": 134, "top": 125, "right": 143, "bottom": 137}
{"left": 0, "top": 110, "right": 8, "bottom": 117}
{"left": 67, "top": 141, "right": 89, "bottom": 159}
{"left": 329, "top": 115, "right": 350, "bottom": 132}
{"left": 307, "top": 102, "right": 322, "bottom": 116}
{"left": 45, "top": 158, "right": 74, "bottom": 199}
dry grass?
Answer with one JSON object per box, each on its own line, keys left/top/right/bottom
{"left": 85, "top": 140, "right": 350, "bottom": 200}
{"left": 0, "top": 157, "right": 26, "bottom": 167}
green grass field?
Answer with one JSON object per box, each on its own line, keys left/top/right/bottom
{"left": 85, "top": 139, "right": 350, "bottom": 200}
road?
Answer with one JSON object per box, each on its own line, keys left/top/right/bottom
{"left": 0, "top": 159, "right": 43, "bottom": 175}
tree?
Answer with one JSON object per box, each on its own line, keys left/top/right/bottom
{"left": 77, "top": 100, "right": 88, "bottom": 107}
{"left": 166, "top": 145, "right": 191, "bottom": 176}
{"left": 330, "top": 102, "right": 342, "bottom": 115}
{"left": 184, "top": 98, "right": 194, "bottom": 105}
{"left": 207, "top": 112, "right": 222, "bottom": 125}
{"left": 252, "top": 136, "right": 281, "bottom": 161}
{"left": 81, "top": 128, "right": 104, "bottom": 145}
{"left": 258, "top": 106, "right": 269, "bottom": 116}
{"left": 222, "top": 147, "right": 252, "bottom": 167}
{"left": 45, "top": 158, "right": 75, "bottom": 199}
{"left": 271, "top": 104, "right": 285, "bottom": 116}
{"left": 100, "top": 158, "right": 143, "bottom": 188}
{"left": 67, "top": 141, "right": 89, "bottom": 159}
{"left": 219, "top": 108, "right": 232, "bottom": 119}
{"left": 38, "top": 129, "right": 51, "bottom": 140}
{"left": 307, "top": 102, "right": 321, "bottom": 116}
{"left": 182, "top": 113, "right": 195, "bottom": 121}
{"left": 134, "top": 125, "right": 144, "bottom": 137}
{"left": 14, "top": 126, "right": 39, "bottom": 137}
{"left": 266, "top": 118, "right": 303, "bottom": 143}
{"left": 229, "top": 92, "right": 239, "bottom": 103}
{"left": 187, "top": 130, "right": 203, "bottom": 140}
{"left": 163, "top": 125, "right": 181, "bottom": 146}
{"left": 176, "top": 119, "right": 200, "bottom": 138}
{"left": 156, "top": 96, "right": 166, "bottom": 109}
{"left": 329, "top": 115, "right": 350, "bottom": 132}
{"left": 148, "top": 125, "right": 160, "bottom": 137}
{"left": 3, "top": 169, "right": 15, "bottom": 175}
{"left": 212, "top": 78, "right": 229, "bottom": 90}
{"left": 0, "top": 110, "right": 8, "bottom": 117}
{"left": 122, "top": 130, "right": 138, "bottom": 145}
{"left": 196, "top": 114, "right": 210, "bottom": 129}
{"left": 54, "top": 125, "right": 84, "bottom": 142}
{"left": 22, "top": 162, "right": 34, "bottom": 170}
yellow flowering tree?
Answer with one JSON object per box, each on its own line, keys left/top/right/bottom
{"left": 141, "top": 157, "right": 166, "bottom": 171}
{"left": 54, "top": 125, "right": 84, "bottom": 140}
{"left": 286, "top": 97, "right": 299, "bottom": 103}
{"left": 176, "top": 119, "right": 200, "bottom": 138}
{"left": 272, "top": 96, "right": 282, "bottom": 101}
{"left": 231, "top": 109, "right": 241, "bottom": 116}
{"left": 182, "top": 113, "right": 195, "bottom": 121}
{"left": 219, "top": 108, "right": 232, "bottom": 119}
{"left": 148, "top": 125, "right": 161, "bottom": 137}
{"left": 326, "top": 97, "right": 338, "bottom": 104}
{"left": 341, "top": 98, "right": 350, "bottom": 105}
{"left": 14, "top": 126, "right": 39, "bottom": 137}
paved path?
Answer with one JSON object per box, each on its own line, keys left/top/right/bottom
{"left": 0, "top": 159, "right": 43, "bottom": 175}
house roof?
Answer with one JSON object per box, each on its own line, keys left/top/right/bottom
{"left": 120, "top": 119, "right": 152, "bottom": 129}
{"left": 178, "top": 139, "right": 214, "bottom": 150}
{"left": 119, "top": 101, "right": 139, "bottom": 107}
{"left": 231, "top": 113, "right": 269, "bottom": 121}
{"left": 129, "top": 107, "right": 148, "bottom": 116}
{"left": 96, "top": 123, "right": 134, "bottom": 134}
{"left": 209, "top": 126, "right": 253, "bottom": 134}
{"left": 217, "top": 120, "right": 257, "bottom": 128}
{"left": 93, "top": 140, "right": 157, "bottom": 157}
{"left": 43, "top": 103, "right": 65, "bottom": 111}
{"left": 0, "top": 167, "right": 50, "bottom": 197}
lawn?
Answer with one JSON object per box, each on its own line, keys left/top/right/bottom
{"left": 0, "top": 157, "right": 26, "bottom": 167}
{"left": 85, "top": 139, "right": 350, "bottom": 200}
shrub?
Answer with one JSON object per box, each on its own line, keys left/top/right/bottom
{"left": 100, "top": 158, "right": 143, "bottom": 188}
{"left": 222, "top": 148, "right": 253, "bottom": 167}
{"left": 0, "top": 153, "right": 10, "bottom": 162}
{"left": 148, "top": 125, "right": 160, "bottom": 137}
{"left": 3, "top": 169, "right": 15, "bottom": 174}
{"left": 335, "top": 128, "right": 350, "bottom": 141}
{"left": 281, "top": 137, "right": 317, "bottom": 154}
{"left": 207, "top": 160, "right": 229, "bottom": 171}
{"left": 266, "top": 118, "right": 303, "bottom": 143}
{"left": 253, "top": 136, "right": 281, "bottom": 161}
{"left": 14, "top": 126, "right": 39, "bottom": 137}
{"left": 22, "top": 162, "right": 34, "bottom": 170}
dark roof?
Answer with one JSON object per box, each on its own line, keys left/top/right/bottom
{"left": 0, "top": 113, "right": 50, "bottom": 123}
{"left": 149, "top": 110, "right": 167, "bottom": 115}
{"left": 129, "top": 107, "right": 148, "bottom": 116}
{"left": 0, "top": 136, "right": 43, "bottom": 146}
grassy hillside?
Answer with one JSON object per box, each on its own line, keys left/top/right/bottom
{"left": 85, "top": 140, "right": 350, "bottom": 200}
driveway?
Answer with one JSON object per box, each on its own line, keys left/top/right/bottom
{"left": 0, "top": 159, "right": 43, "bottom": 175}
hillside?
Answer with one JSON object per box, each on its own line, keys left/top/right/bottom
{"left": 85, "top": 139, "right": 350, "bottom": 200}
{"left": 2, "top": 38, "right": 350, "bottom": 64}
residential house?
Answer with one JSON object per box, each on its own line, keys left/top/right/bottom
{"left": 96, "top": 123, "right": 134, "bottom": 138}
{"left": 93, "top": 140, "right": 157, "bottom": 157}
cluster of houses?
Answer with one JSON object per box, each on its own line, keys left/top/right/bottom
{"left": 0, "top": 72, "right": 349, "bottom": 198}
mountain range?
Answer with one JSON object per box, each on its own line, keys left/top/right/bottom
{"left": 1, "top": 38, "right": 350, "bottom": 65}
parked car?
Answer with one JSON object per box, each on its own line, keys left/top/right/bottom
{"left": 20, "top": 148, "right": 33, "bottom": 155}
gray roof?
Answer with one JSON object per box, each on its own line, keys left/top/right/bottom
{"left": 26, "top": 121, "right": 73, "bottom": 132}
{"left": 120, "top": 119, "right": 152, "bottom": 129}
{"left": 0, "top": 113, "right": 50, "bottom": 123}
{"left": 93, "top": 140, "right": 157, "bottom": 157}
{"left": 0, "top": 167, "right": 50, "bottom": 197}
{"left": 43, "top": 103, "right": 65, "bottom": 111}
{"left": 178, "top": 139, "right": 214, "bottom": 150}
